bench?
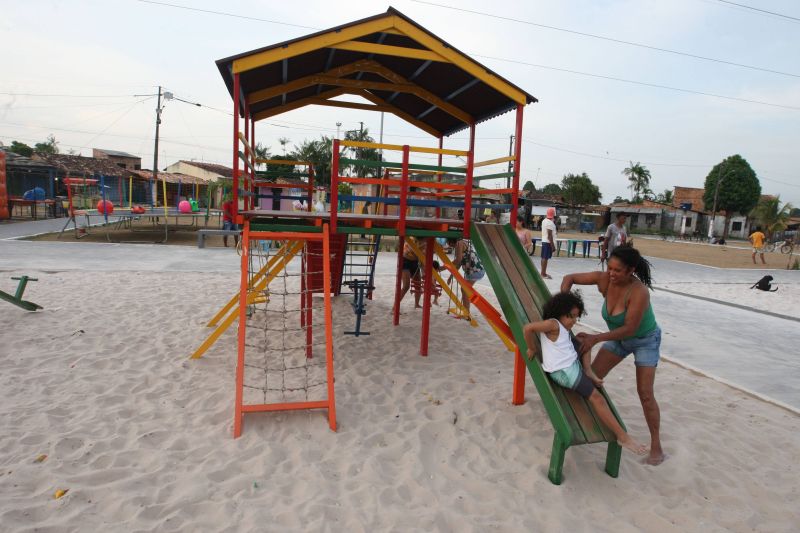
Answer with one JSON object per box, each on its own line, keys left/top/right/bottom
{"left": 197, "top": 229, "right": 241, "bottom": 248}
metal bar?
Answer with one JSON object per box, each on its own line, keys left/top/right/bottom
{"left": 398, "top": 145, "right": 410, "bottom": 237}
{"left": 464, "top": 124, "right": 475, "bottom": 239}
{"left": 420, "top": 237, "right": 434, "bottom": 356}
{"left": 322, "top": 224, "right": 337, "bottom": 431}
{"left": 232, "top": 73, "right": 240, "bottom": 221}
{"left": 233, "top": 220, "right": 249, "bottom": 438}
{"left": 393, "top": 237, "right": 404, "bottom": 326}
{"left": 330, "top": 139, "right": 340, "bottom": 233}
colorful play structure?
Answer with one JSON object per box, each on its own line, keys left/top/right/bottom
{"left": 199, "top": 8, "right": 627, "bottom": 483}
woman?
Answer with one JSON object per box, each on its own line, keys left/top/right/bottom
{"left": 515, "top": 214, "right": 534, "bottom": 255}
{"left": 448, "top": 237, "right": 485, "bottom": 316}
{"left": 560, "top": 244, "right": 665, "bottom": 466}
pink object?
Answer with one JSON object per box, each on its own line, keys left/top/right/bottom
{"left": 97, "top": 200, "right": 114, "bottom": 215}
{"left": 546, "top": 207, "right": 556, "bottom": 219}
{"left": 178, "top": 200, "right": 192, "bottom": 214}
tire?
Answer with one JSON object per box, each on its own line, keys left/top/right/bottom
{"left": 781, "top": 244, "right": 793, "bottom": 254}
{"left": 765, "top": 243, "right": 776, "bottom": 253}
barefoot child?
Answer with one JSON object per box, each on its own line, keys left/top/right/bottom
{"left": 523, "top": 291, "right": 648, "bottom": 456}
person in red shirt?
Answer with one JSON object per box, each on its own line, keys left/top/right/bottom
{"left": 221, "top": 197, "right": 239, "bottom": 248}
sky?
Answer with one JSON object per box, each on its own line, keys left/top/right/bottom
{"left": 1, "top": 0, "right": 798, "bottom": 206}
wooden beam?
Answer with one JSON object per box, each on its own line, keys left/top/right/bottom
{"left": 329, "top": 40, "right": 446, "bottom": 62}
{"left": 349, "top": 89, "right": 441, "bottom": 137}
{"left": 247, "top": 60, "right": 372, "bottom": 105}
{"left": 308, "top": 99, "right": 393, "bottom": 113}
{"left": 232, "top": 18, "right": 395, "bottom": 73}
{"left": 392, "top": 17, "right": 528, "bottom": 105}
{"left": 252, "top": 87, "right": 348, "bottom": 121}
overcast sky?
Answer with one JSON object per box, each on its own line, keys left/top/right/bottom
{"left": 1, "top": 0, "right": 798, "bottom": 205}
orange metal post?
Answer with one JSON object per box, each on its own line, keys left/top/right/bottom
{"left": 393, "top": 236, "right": 404, "bottom": 326}
{"left": 232, "top": 73, "right": 240, "bottom": 219}
{"left": 511, "top": 104, "right": 524, "bottom": 229}
{"left": 233, "top": 220, "right": 250, "bottom": 438}
{"left": 322, "top": 224, "right": 337, "bottom": 431}
{"left": 398, "top": 145, "right": 410, "bottom": 236}
{"left": 419, "top": 237, "right": 434, "bottom": 356}
{"left": 464, "top": 124, "right": 475, "bottom": 238}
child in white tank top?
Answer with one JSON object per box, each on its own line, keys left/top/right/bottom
{"left": 523, "top": 291, "right": 648, "bottom": 456}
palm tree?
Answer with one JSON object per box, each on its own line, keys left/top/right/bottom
{"left": 621, "top": 161, "right": 651, "bottom": 202}
{"left": 254, "top": 143, "right": 271, "bottom": 170}
{"left": 278, "top": 137, "right": 291, "bottom": 156}
{"left": 344, "top": 128, "right": 381, "bottom": 177}
{"left": 750, "top": 196, "right": 793, "bottom": 240}
{"left": 290, "top": 136, "right": 333, "bottom": 186}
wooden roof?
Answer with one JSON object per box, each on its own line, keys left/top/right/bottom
{"left": 216, "top": 7, "right": 537, "bottom": 137}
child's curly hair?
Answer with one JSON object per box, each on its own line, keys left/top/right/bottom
{"left": 542, "top": 291, "right": 586, "bottom": 321}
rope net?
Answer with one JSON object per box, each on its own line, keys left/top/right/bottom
{"left": 242, "top": 240, "right": 329, "bottom": 406}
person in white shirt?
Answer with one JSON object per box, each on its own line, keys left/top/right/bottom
{"left": 522, "top": 291, "right": 648, "bottom": 456}
{"left": 602, "top": 212, "right": 628, "bottom": 261}
{"left": 540, "top": 207, "right": 557, "bottom": 279}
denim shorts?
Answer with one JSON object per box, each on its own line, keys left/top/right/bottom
{"left": 223, "top": 220, "right": 239, "bottom": 231}
{"left": 602, "top": 326, "right": 661, "bottom": 367}
{"left": 465, "top": 270, "right": 485, "bottom": 282}
{"left": 541, "top": 242, "right": 553, "bottom": 260}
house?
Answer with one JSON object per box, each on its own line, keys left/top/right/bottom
{"left": 164, "top": 160, "right": 233, "bottom": 182}
{"left": 92, "top": 148, "right": 141, "bottom": 170}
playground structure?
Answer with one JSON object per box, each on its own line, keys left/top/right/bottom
{"left": 0, "top": 275, "right": 42, "bottom": 312}
{"left": 200, "top": 7, "right": 628, "bottom": 482}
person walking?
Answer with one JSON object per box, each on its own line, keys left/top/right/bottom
{"left": 540, "top": 207, "right": 557, "bottom": 279}
{"left": 602, "top": 212, "right": 628, "bottom": 262}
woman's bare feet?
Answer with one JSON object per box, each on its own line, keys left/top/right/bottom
{"left": 618, "top": 436, "right": 648, "bottom": 455}
{"left": 645, "top": 449, "right": 666, "bottom": 465}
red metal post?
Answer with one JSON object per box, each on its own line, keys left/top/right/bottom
{"left": 419, "top": 237, "right": 435, "bottom": 356}
{"left": 435, "top": 136, "right": 443, "bottom": 219}
{"left": 398, "top": 145, "right": 410, "bottom": 237}
{"left": 250, "top": 107, "right": 256, "bottom": 211}
{"left": 512, "top": 347, "right": 526, "bottom": 405}
{"left": 233, "top": 220, "right": 250, "bottom": 438}
{"left": 330, "top": 139, "right": 340, "bottom": 233}
{"left": 511, "top": 104, "right": 524, "bottom": 229}
{"left": 393, "top": 236, "right": 405, "bottom": 326}
{"left": 463, "top": 123, "right": 476, "bottom": 238}
{"left": 243, "top": 104, "right": 250, "bottom": 212}
{"left": 232, "top": 73, "right": 240, "bottom": 220}
{"left": 304, "top": 243, "right": 313, "bottom": 358}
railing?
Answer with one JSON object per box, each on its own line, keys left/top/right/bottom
{"left": 330, "top": 139, "right": 472, "bottom": 236}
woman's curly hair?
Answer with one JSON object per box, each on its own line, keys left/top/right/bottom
{"left": 542, "top": 291, "right": 586, "bottom": 320}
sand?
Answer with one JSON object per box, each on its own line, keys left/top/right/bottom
{"left": 1, "top": 267, "right": 799, "bottom": 532}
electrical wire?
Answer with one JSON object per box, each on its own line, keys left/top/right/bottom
{"left": 135, "top": 0, "right": 322, "bottom": 30}
{"left": 411, "top": 0, "right": 799, "bottom": 78}
{"left": 713, "top": 0, "right": 800, "bottom": 22}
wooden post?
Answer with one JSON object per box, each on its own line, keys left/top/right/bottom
{"left": 322, "top": 224, "right": 337, "bottom": 431}
{"left": 233, "top": 219, "right": 250, "bottom": 438}
{"left": 420, "top": 237, "right": 435, "bottom": 356}
{"left": 435, "top": 136, "right": 443, "bottom": 219}
{"left": 398, "top": 145, "right": 410, "bottom": 237}
{"left": 512, "top": 348, "right": 526, "bottom": 405}
{"left": 464, "top": 124, "right": 475, "bottom": 238}
{"left": 511, "top": 104, "right": 524, "bottom": 229}
{"left": 232, "top": 73, "right": 240, "bottom": 220}
{"left": 330, "top": 139, "right": 340, "bottom": 233}
{"left": 393, "top": 237, "right": 405, "bottom": 326}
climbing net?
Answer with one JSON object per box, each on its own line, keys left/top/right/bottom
{"left": 242, "top": 239, "right": 329, "bottom": 406}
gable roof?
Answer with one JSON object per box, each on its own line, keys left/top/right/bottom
{"left": 177, "top": 160, "right": 234, "bottom": 178}
{"left": 95, "top": 148, "right": 139, "bottom": 158}
{"left": 31, "top": 153, "right": 137, "bottom": 178}
{"left": 216, "top": 7, "right": 536, "bottom": 137}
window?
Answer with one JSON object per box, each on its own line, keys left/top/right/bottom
{"left": 684, "top": 217, "right": 692, "bottom": 228}
{"left": 732, "top": 221, "right": 742, "bottom": 232}
{"left": 645, "top": 214, "right": 657, "bottom": 227}
{"left": 630, "top": 214, "right": 639, "bottom": 228}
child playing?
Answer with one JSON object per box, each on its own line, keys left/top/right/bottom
{"left": 523, "top": 291, "right": 648, "bottom": 456}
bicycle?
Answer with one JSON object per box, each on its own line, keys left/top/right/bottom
{"left": 780, "top": 239, "right": 795, "bottom": 255}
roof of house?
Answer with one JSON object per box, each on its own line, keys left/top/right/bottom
{"left": 95, "top": 148, "right": 140, "bottom": 159}
{"left": 131, "top": 170, "right": 209, "bottom": 185}
{"left": 0, "top": 148, "right": 54, "bottom": 170}
{"left": 215, "top": 7, "right": 536, "bottom": 137}
{"left": 31, "top": 153, "right": 137, "bottom": 178}
{"left": 176, "top": 160, "right": 234, "bottom": 178}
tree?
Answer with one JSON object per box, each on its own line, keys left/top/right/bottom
{"left": 34, "top": 134, "right": 59, "bottom": 155}
{"left": 278, "top": 137, "right": 291, "bottom": 155}
{"left": 621, "top": 161, "right": 651, "bottom": 202}
{"left": 254, "top": 142, "right": 271, "bottom": 169}
{"left": 522, "top": 180, "right": 535, "bottom": 192}
{"left": 9, "top": 141, "right": 33, "bottom": 157}
{"left": 343, "top": 128, "right": 381, "bottom": 177}
{"left": 560, "top": 172, "right": 601, "bottom": 205}
{"left": 612, "top": 195, "right": 626, "bottom": 204}
{"left": 290, "top": 136, "right": 333, "bottom": 186}
{"left": 703, "top": 154, "right": 761, "bottom": 239}
{"left": 540, "top": 183, "right": 562, "bottom": 195}
{"left": 655, "top": 189, "right": 674, "bottom": 204}
{"left": 790, "top": 207, "right": 800, "bottom": 217}
{"left": 750, "top": 196, "right": 793, "bottom": 240}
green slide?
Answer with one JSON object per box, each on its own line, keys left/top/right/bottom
{"left": 470, "top": 223, "right": 625, "bottom": 484}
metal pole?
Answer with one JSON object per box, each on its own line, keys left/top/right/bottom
{"left": 152, "top": 86, "right": 162, "bottom": 204}
{"left": 507, "top": 134, "right": 514, "bottom": 190}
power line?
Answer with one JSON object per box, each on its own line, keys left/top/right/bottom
{"left": 412, "top": 0, "right": 799, "bottom": 78}
{"left": 476, "top": 53, "right": 800, "bottom": 111}
{"left": 0, "top": 91, "right": 140, "bottom": 98}
{"left": 713, "top": 0, "right": 800, "bottom": 22}
{"left": 135, "top": 0, "right": 322, "bottom": 30}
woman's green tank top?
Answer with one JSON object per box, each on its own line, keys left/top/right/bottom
{"left": 601, "top": 286, "right": 657, "bottom": 339}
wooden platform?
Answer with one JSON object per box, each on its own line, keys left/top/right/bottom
{"left": 242, "top": 209, "right": 464, "bottom": 238}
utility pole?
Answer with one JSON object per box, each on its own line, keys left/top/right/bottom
{"left": 152, "top": 85, "right": 162, "bottom": 206}
{"left": 708, "top": 162, "right": 726, "bottom": 241}
{"left": 336, "top": 122, "right": 341, "bottom": 139}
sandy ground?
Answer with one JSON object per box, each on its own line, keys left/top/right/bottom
{"left": 1, "top": 269, "right": 798, "bottom": 532}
